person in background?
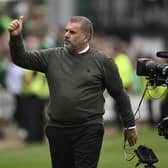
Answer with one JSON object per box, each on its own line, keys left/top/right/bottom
{"left": 5, "top": 62, "right": 25, "bottom": 136}
{"left": 21, "top": 70, "right": 49, "bottom": 143}
{"left": 8, "top": 15, "right": 137, "bottom": 168}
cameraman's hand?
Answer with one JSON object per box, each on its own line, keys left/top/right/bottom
{"left": 8, "top": 16, "right": 24, "bottom": 36}
{"left": 124, "top": 128, "right": 138, "bottom": 146}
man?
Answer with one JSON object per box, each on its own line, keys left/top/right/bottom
{"left": 8, "top": 16, "right": 137, "bottom": 168}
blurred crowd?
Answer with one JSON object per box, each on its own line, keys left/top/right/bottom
{"left": 0, "top": 1, "right": 168, "bottom": 144}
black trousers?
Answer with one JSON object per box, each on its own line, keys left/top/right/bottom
{"left": 22, "top": 95, "right": 46, "bottom": 143}
{"left": 160, "top": 93, "right": 168, "bottom": 119}
{"left": 45, "top": 124, "right": 104, "bottom": 168}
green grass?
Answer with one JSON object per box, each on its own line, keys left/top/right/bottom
{"left": 99, "top": 127, "right": 167, "bottom": 168}
{"left": 0, "top": 127, "right": 167, "bottom": 168}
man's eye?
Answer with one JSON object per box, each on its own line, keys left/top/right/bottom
{"left": 70, "top": 31, "right": 76, "bottom": 34}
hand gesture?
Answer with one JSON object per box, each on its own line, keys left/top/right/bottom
{"left": 8, "top": 16, "right": 24, "bottom": 36}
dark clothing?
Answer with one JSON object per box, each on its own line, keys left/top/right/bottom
{"left": 9, "top": 34, "right": 136, "bottom": 168}
{"left": 146, "top": 99, "right": 156, "bottom": 125}
{"left": 9, "top": 34, "right": 135, "bottom": 128}
{"left": 13, "top": 94, "right": 23, "bottom": 127}
{"left": 161, "top": 93, "right": 168, "bottom": 119}
{"left": 21, "top": 95, "right": 46, "bottom": 143}
{"left": 46, "top": 124, "right": 104, "bottom": 168}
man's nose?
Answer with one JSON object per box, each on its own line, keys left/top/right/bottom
{"left": 65, "top": 31, "right": 70, "bottom": 39}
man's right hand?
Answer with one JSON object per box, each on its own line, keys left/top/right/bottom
{"left": 8, "top": 16, "right": 24, "bottom": 36}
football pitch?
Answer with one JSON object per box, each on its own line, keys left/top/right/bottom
{"left": 0, "top": 126, "right": 167, "bottom": 168}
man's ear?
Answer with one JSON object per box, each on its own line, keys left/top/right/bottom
{"left": 84, "top": 33, "right": 91, "bottom": 43}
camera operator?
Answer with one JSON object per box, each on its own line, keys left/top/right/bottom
{"left": 159, "top": 90, "right": 168, "bottom": 139}
{"left": 160, "top": 59, "right": 168, "bottom": 119}
{"left": 160, "top": 93, "right": 168, "bottom": 118}
{"left": 156, "top": 58, "right": 168, "bottom": 139}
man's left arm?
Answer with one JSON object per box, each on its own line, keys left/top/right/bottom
{"left": 103, "top": 57, "right": 138, "bottom": 146}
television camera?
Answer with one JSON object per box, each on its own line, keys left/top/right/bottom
{"left": 136, "top": 51, "right": 168, "bottom": 140}
{"left": 136, "top": 51, "right": 168, "bottom": 86}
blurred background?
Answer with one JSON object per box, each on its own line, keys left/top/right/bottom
{"left": 0, "top": 0, "right": 168, "bottom": 167}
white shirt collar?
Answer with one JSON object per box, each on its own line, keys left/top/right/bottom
{"left": 78, "top": 44, "right": 90, "bottom": 54}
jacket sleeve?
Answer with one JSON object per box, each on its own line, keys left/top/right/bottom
{"left": 103, "top": 57, "right": 135, "bottom": 128}
{"left": 9, "top": 34, "right": 50, "bottom": 73}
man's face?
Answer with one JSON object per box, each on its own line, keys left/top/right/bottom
{"left": 64, "top": 22, "right": 88, "bottom": 54}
